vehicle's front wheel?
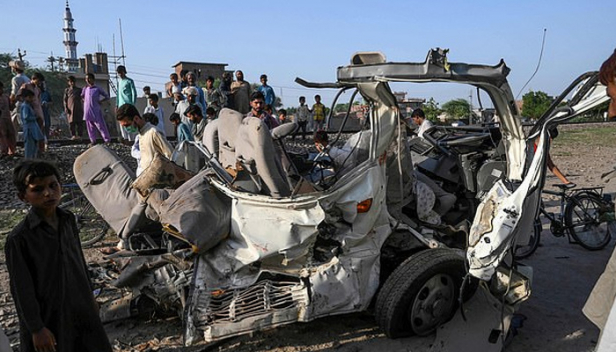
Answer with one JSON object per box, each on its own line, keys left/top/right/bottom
{"left": 375, "top": 248, "right": 467, "bottom": 338}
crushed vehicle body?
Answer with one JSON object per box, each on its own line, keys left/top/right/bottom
{"left": 74, "top": 49, "right": 609, "bottom": 348}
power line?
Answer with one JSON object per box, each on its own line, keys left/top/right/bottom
{"left": 129, "top": 63, "right": 172, "bottom": 74}
{"left": 130, "top": 70, "right": 170, "bottom": 79}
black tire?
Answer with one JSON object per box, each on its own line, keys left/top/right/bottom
{"left": 75, "top": 201, "right": 110, "bottom": 248}
{"left": 375, "top": 248, "right": 466, "bottom": 338}
{"left": 514, "top": 218, "right": 542, "bottom": 260}
{"left": 565, "top": 193, "right": 611, "bottom": 250}
{"left": 61, "top": 189, "right": 110, "bottom": 248}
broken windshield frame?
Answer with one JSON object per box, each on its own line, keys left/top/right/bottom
{"left": 528, "top": 71, "right": 607, "bottom": 140}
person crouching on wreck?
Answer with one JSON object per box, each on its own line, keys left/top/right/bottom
{"left": 6, "top": 160, "right": 112, "bottom": 352}
{"left": 116, "top": 103, "right": 174, "bottom": 175}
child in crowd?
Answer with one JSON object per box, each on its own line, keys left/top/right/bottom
{"left": 205, "top": 107, "right": 217, "bottom": 122}
{"left": 278, "top": 109, "right": 290, "bottom": 124}
{"left": 144, "top": 94, "right": 166, "bottom": 136}
{"left": 6, "top": 160, "right": 112, "bottom": 352}
{"left": 170, "top": 112, "right": 192, "bottom": 144}
{"left": 312, "top": 94, "right": 326, "bottom": 131}
{"left": 18, "top": 89, "right": 45, "bottom": 158}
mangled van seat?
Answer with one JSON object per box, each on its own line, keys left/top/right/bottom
{"left": 215, "top": 108, "right": 244, "bottom": 169}
{"left": 74, "top": 145, "right": 139, "bottom": 235}
{"left": 235, "top": 116, "right": 291, "bottom": 198}
{"left": 202, "top": 118, "right": 219, "bottom": 156}
{"left": 270, "top": 122, "right": 301, "bottom": 184}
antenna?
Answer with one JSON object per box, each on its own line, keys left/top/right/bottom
{"left": 110, "top": 33, "right": 118, "bottom": 95}
{"left": 516, "top": 28, "right": 547, "bottom": 99}
{"left": 119, "top": 18, "right": 126, "bottom": 66}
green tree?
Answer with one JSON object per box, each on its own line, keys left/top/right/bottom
{"left": 0, "top": 53, "right": 18, "bottom": 89}
{"left": 422, "top": 97, "right": 441, "bottom": 122}
{"left": 334, "top": 103, "right": 349, "bottom": 113}
{"left": 441, "top": 98, "right": 470, "bottom": 120}
{"left": 521, "top": 90, "right": 552, "bottom": 120}
{"left": 0, "top": 53, "right": 67, "bottom": 122}
{"left": 34, "top": 70, "right": 69, "bottom": 119}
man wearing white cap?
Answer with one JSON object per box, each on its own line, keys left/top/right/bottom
{"left": 8, "top": 60, "right": 30, "bottom": 135}
{"left": 174, "top": 86, "right": 202, "bottom": 129}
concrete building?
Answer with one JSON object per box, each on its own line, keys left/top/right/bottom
{"left": 172, "top": 61, "right": 228, "bottom": 82}
{"left": 165, "top": 61, "right": 230, "bottom": 96}
{"left": 73, "top": 52, "right": 111, "bottom": 95}
{"left": 393, "top": 92, "right": 425, "bottom": 117}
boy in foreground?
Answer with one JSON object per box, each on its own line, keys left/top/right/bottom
{"left": 5, "top": 160, "right": 112, "bottom": 352}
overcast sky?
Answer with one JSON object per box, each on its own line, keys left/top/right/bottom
{"left": 3, "top": 0, "right": 614, "bottom": 108}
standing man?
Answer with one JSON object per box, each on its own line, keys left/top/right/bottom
{"left": 410, "top": 108, "right": 433, "bottom": 138}
{"left": 231, "top": 70, "right": 251, "bottom": 114}
{"left": 0, "top": 82, "right": 17, "bottom": 156}
{"left": 582, "top": 49, "right": 616, "bottom": 352}
{"left": 295, "top": 96, "right": 311, "bottom": 140}
{"left": 176, "top": 86, "right": 202, "bottom": 129}
{"left": 184, "top": 105, "right": 207, "bottom": 141}
{"left": 257, "top": 74, "right": 276, "bottom": 110}
{"left": 167, "top": 73, "right": 181, "bottom": 99}
{"left": 204, "top": 76, "right": 224, "bottom": 115}
{"left": 39, "top": 80, "right": 52, "bottom": 142}
{"left": 599, "top": 49, "right": 616, "bottom": 119}
{"left": 246, "top": 91, "right": 279, "bottom": 130}
{"left": 142, "top": 86, "right": 151, "bottom": 108}
{"left": 63, "top": 76, "right": 84, "bottom": 140}
{"left": 186, "top": 72, "right": 207, "bottom": 112}
{"left": 116, "top": 65, "right": 138, "bottom": 143}
{"left": 312, "top": 94, "right": 327, "bottom": 132}
{"left": 82, "top": 73, "right": 111, "bottom": 146}
{"left": 220, "top": 72, "right": 234, "bottom": 109}
{"left": 116, "top": 104, "right": 173, "bottom": 172}
{"left": 9, "top": 60, "right": 30, "bottom": 135}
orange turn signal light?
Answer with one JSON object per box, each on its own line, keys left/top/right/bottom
{"left": 357, "top": 198, "right": 373, "bottom": 213}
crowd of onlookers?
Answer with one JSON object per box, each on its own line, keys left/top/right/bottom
{"left": 0, "top": 61, "right": 330, "bottom": 163}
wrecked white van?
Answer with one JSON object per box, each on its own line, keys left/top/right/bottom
{"left": 180, "top": 48, "right": 528, "bottom": 345}
{"left": 75, "top": 48, "right": 610, "bottom": 349}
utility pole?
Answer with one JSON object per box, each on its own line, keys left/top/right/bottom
{"left": 17, "top": 48, "right": 26, "bottom": 61}
{"left": 47, "top": 52, "right": 57, "bottom": 71}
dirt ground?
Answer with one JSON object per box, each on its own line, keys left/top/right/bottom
{"left": 1, "top": 123, "right": 616, "bottom": 351}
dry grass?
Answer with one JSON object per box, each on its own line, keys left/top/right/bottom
{"left": 554, "top": 125, "right": 616, "bottom": 147}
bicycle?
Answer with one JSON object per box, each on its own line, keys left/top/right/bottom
{"left": 514, "top": 184, "right": 615, "bottom": 259}
{"left": 60, "top": 183, "right": 111, "bottom": 248}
